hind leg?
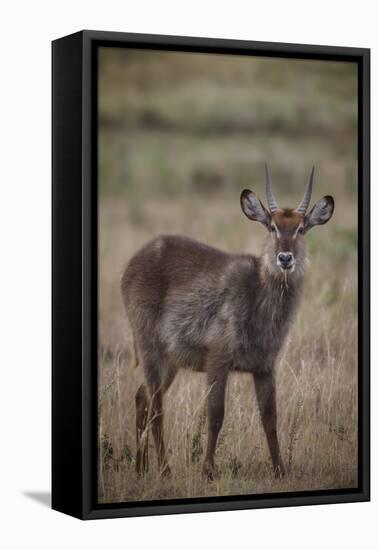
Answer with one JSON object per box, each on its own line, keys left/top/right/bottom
{"left": 148, "top": 387, "right": 170, "bottom": 476}
{"left": 135, "top": 383, "right": 149, "bottom": 475}
{"left": 147, "top": 369, "right": 177, "bottom": 476}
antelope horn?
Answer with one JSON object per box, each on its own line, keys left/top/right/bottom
{"left": 296, "top": 166, "right": 315, "bottom": 214}
{"left": 264, "top": 163, "right": 279, "bottom": 213}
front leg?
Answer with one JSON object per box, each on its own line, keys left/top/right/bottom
{"left": 253, "top": 371, "right": 285, "bottom": 478}
{"left": 202, "top": 368, "right": 228, "bottom": 480}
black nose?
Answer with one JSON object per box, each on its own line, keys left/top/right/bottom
{"left": 278, "top": 252, "right": 294, "bottom": 268}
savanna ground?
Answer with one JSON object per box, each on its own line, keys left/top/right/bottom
{"left": 97, "top": 49, "right": 358, "bottom": 503}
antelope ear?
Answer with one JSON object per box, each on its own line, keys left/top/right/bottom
{"left": 240, "top": 189, "right": 270, "bottom": 227}
{"left": 304, "top": 195, "right": 334, "bottom": 232}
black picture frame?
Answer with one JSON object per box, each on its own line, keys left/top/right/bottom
{"left": 52, "top": 30, "right": 370, "bottom": 520}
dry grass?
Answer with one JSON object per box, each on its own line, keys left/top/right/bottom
{"left": 97, "top": 49, "right": 358, "bottom": 503}
{"left": 98, "top": 195, "right": 358, "bottom": 503}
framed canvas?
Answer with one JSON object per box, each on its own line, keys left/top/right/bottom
{"left": 52, "top": 30, "right": 370, "bottom": 520}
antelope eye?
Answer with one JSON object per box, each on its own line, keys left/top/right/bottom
{"left": 297, "top": 226, "right": 304, "bottom": 235}
{"left": 270, "top": 225, "right": 276, "bottom": 233}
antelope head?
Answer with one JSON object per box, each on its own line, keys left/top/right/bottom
{"left": 240, "top": 164, "right": 334, "bottom": 277}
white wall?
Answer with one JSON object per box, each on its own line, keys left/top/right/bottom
{"left": 0, "top": 1, "right": 376, "bottom": 548}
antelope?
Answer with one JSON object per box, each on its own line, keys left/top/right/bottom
{"left": 121, "top": 165, "right": 334, "bottom": 480}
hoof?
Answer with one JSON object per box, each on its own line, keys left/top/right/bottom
{"left": 160, "top": 463, "right": 171, "bottom": 478}
{"left": 202, "top": 461, "right": 218, "bottom": 481}
{"left": 274, "top": 463, "right": 286, "bottom": 479}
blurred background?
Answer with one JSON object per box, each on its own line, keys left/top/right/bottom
{"left": 98, "top": 48, "right": 358, "bottom": 503}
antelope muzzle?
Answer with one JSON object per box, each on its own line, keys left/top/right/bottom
{"left": 277, "top": 251, "right": 295, "bottom": 271}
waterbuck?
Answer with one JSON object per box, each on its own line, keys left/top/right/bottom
{"left": 121, "top": 165, "right": 334, "bottom": 480}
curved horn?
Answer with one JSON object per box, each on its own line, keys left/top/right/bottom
{"left": 296, "top": 166, "right": 315, "bottom": 214}
{"left": 264, "top": 163, "right": 279, "bottom": 213}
